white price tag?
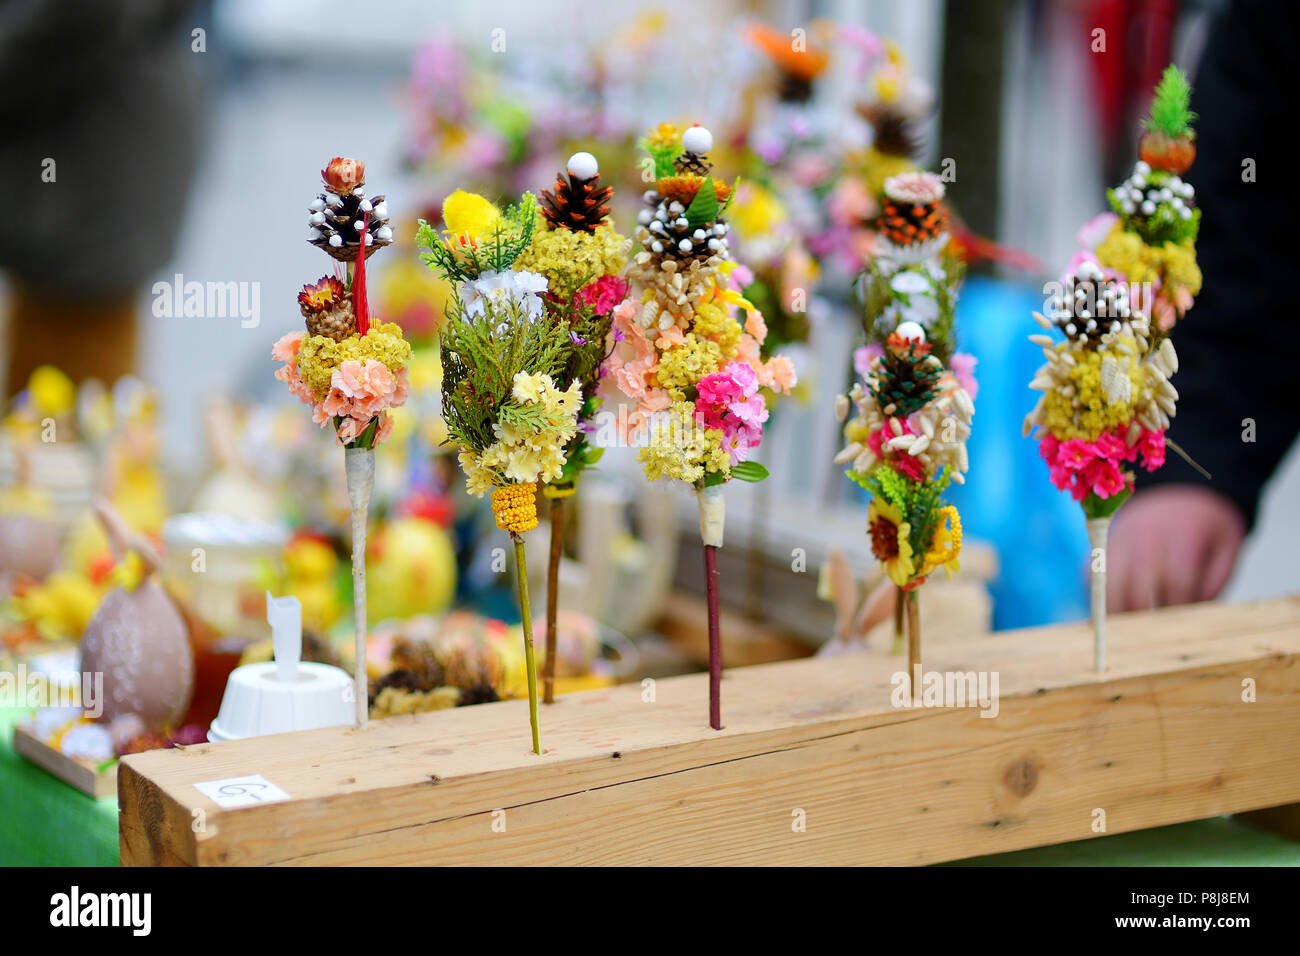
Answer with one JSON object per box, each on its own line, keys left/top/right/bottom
{"left": 194, "top": 774, "right": 290, "bottom": 808}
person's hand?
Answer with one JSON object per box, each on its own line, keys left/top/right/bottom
{"left": 1106, "top": 485, "right": 1246, "bottom": 611}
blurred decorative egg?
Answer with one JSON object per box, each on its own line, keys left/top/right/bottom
{"left": 80, "top": 578, "right": 193, "bottom": 730}
{"left": 0, "top": 513, "right": 62, "bottom": 580}
{"left": 366, "top": 517, "right": 456, "bottom": 625}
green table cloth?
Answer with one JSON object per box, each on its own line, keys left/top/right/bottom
{"left": 0, "top": 706, "right": 118, "bottom": 867}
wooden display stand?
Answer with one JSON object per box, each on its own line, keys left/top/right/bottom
{"left": 14, "top": 725, "right": 117, "bottom": 798}
{"left": 120, "top": 596, "right": 1300, "bottom": 866}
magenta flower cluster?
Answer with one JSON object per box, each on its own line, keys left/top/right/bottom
{"left": 1038, "top": 427, "right": 1166, "bottom": 502}
{"left": 694, "top": 361, "right": 770, "bottom": 465}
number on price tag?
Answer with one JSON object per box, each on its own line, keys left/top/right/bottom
{"left": 194, "top": 774, "right": 290, "bottom": 808}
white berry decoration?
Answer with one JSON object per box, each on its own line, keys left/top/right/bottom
{"left": 682, "top": 125, "right": 713, "bottom": 156}
{"left": 567, "top": 151, "right": 599, "bottom": 181}
{"left": 895, "top": 321, "right": 927, "bottom": 342}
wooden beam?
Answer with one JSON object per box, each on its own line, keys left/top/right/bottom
{"left": 119, "top": 597, "right": 1300, "bottom": 866}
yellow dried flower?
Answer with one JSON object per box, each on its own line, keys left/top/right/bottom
{"left": 1096, "top": 222, "right": 1201, "bottom": 299}
{"left": 691, "top": 299, "right": 742, "bottom": 356}
{"left": 637, "top": 400, "right": 730, "bottom": 483}
{"left": 458, "top": 449, "right": 497, "bottom": 497}
{"left": 645, "top": 122, "right": 681, "bottom": 152}
{"left": 296, "top": 322, "right": 412, "bottom": 398}
{"left": 655, "top": 333, "right": 722, "bottom": 395}
{"left": 513, "top": 220, "right": 629, "bottom": 295}
{"left": 1039, "top": 337, "right": 1146, "bottom": 441}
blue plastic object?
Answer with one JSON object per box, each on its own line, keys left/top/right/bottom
{"left": 945, "top": 276, "right": 1090, "bottom": 630}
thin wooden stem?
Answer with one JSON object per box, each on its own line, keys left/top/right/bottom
{"left": 705, "top": 542, "right": 722, "bottom": 730}
{"left": 543, "top": 496, "right": 564, "bottom": 704}
{"left": 892, "top": 585, "right": 905, "bottom": 655}
{"left": 906, "top": 590, "right": 921, "bottom": 705}
{"left": 1087, "top": 517, "right": 1110, "bottom": 673}
{"left": 513, "top": 534, "right": 542, "bottom": 755}
{"left": 344, "top": 448, "right": 374, "bottom": 729}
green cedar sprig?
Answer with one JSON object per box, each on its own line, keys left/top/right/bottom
{"left": 417, "top": 193, "right": 538, "bottom": 283}
{"left": 439, "top": 292, "right": 569, "bottom": 454}
{"left": 1142, "top": 65, "right": 1197, "bottom": 138}
{"left": 640, "top": 136, "right": 683, "bottom": 180}
{"left": 549, "top": 295, "right": 617, "bottom": 486}
{"left": 848, "top": 464, "right": 951, "bottom": 563}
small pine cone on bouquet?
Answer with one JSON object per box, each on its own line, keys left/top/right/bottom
{"left": 308, "top": 157, "right": 395, "bottom": 262}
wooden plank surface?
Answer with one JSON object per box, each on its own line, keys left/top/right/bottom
{"left": 120, "top": 596, "right": 1300, "bottom": 866}
{"left": 14, "top": 725, "right": 117, "bottom": 799}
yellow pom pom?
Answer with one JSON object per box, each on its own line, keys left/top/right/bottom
{"left": 491, "top": 483, "right": 539, "bottom": 534}
{"left": 442, "top": 190, "right": 502, "bottom": 244}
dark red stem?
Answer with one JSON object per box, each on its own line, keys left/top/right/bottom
{"left": 705, "top": 543, "right": 721, "bottom": 730}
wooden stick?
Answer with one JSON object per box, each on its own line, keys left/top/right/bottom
{"left": 705, "top": 543, "right": 722, "bottom": 731}
{"left": 906, "top": 590, "right": 921, "bottom": 705}
{"left": 1087, "top": 517, "right": 1110, "bottom": 673}
{"left": 543, "top": 495, "right": 564, "bottom": 704}
{"left": 344, "top": 447, "right": 375, "bottom": 729}
{"left": 892, "top": 585, "right": 905, "bottom": 655}
{"left": 513, "top": 533, "right": 542, "bottom": 754}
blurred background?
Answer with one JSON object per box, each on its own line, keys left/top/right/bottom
{"left": 1, "top": 0, "right": 1295, "bottom": 718}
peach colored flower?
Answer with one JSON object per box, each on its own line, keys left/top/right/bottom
{"left": 335, "top": 359, "right": 395, "bottom": 400}
{"left": 336, "top": 416, "right": 362, "bottom": 443}
{"left": 654, "top": 326, "right": 686, "bottom": 350}
{"left": 375, "top": 411, "right": 394, "bottom": 444}
{"left": 272, "top": 331, "right": 305, "bottom": 362}
{"left": 744, "top": 309, "right": 768, "bottom": 342}
{"left": 321, "top": 386, "right": 351, "bottom": 418}
{"left": 332, "top": 359, "right": 396, "bottom": 420}
{"left": 734, "top": 333, "right": 762, "bottom": 368}
{"left": 613, "top": 356, "right": 657, "bottom": 403}
{"left": 763, "top": 355, "right": 797, "bottom": 393}
{"left": 391, "top": 367, "right": 410, "bottom": 407}
{"left": 639, "top": 388, "right": 672, "bottom": 415}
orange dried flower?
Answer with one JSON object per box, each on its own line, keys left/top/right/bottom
{"left": 298, "top": 275, "right": 347, "bottom": 315}
{"left": 656, "top": 175, "right": 732, "bottom": 207}
{"left": 322, "top": 157, "right": 365, "bottom": 196}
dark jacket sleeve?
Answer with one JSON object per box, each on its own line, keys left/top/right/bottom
{"left": 1137, "top": 0, "right": 1300, "bottom": 527}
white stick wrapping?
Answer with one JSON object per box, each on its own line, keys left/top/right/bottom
{"left": 344, "top": 446, "right": 375, "bottom": 728}
{"left": 1086, "top": 516, "right": 1110, "bottom": 673}
{"left": 696, "top": 484, "right": 725, "bottom": 548}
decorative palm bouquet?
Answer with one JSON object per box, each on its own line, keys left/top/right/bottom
{"left": 835, "top": 171, "right": 974, "bottom": 689}
{"left": 417, "top": 188, "right": 586, "bottom": 754}
{"left": 1024, "top": 65, "right": 1200, "bottom": 670}
{"left": 273, "top": 157, "right": 410, "bottom": 727}
{"left": 512, "top": 151, "right": 630, "bottom": 702}
{"left": 607, "top": 123, "right": 796, "bottom": 729}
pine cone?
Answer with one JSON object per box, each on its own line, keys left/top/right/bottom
{"left": 539, "top": 172, "right": 613, "bottom": 232}
{"left": 879, "top": 198, "right": 949, "bottom": 248}
{"left": 859, "top": 105, "right": 923, "bottom": 159}
{"left": 308, "top": 184, "right": 393, "bottom": 262}
{"left": 637, "top": 197, "right": 729, "bottom": 264}
{"left": 674, "top": 151, "right": 713, "bottom": 176}
{"left": 1048, "top": 263, "right": 1130, "bottom": 346}
{"left": 871, "top": 338, "right": 942, "bottom": 417}
{"left": 305, "top": 301, "right": 356, "bottom": 341}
